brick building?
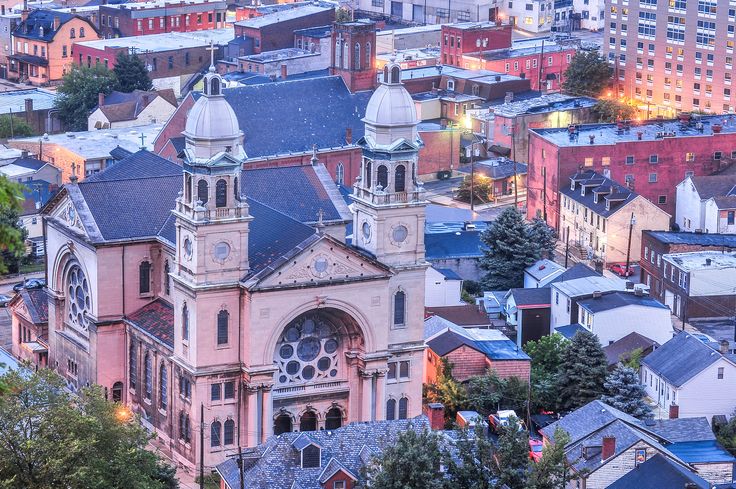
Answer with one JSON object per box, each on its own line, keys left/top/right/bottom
{"left": 330, "top": 20, "right": 377, "bottom": 93}
{"left": 639, "top": 230, "right": 736, "bottom": 308}
{"left": 97, "top": 0, "right": 227, "bottom": 38}
{"left": 233, "top": 5, "right": 334, "bottom": 55}
{"left": 439, "top": 21, "right": 512, "bottom": 66}
{"left": 527, "top": 116, "right": 736, "bottom": 230}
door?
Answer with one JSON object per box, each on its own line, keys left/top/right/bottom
{"left": 664, "top": 290, "right": 674, "bottom": 311}
{"left": 413, "top": 4, "right": 424, "bottom": 21}
{"left": 391, "top": 1, "right": 402, "bottom": 18}
{"left": 489, "top": 6, "right": 498, "bottom": 21}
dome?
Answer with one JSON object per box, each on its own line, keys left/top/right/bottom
{"left": 184, "top": 95, "right": 241, "bottom": 141}
{"left": 363, "top": 82, "right": 418, "bottom": 127}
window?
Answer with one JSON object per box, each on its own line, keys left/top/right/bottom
{"left": 159, "top": 363, "right": 167, "bottom": 410}
{"left": 365, "top": 42, "right": 371, "bottom": 68}
{"left": 112, "top": 381, "right": 123, "bottom": 403}
{"left": 395, "top": 165, "right": 406, "bottom": 192}
{"left": 70, "top": 28, "right": 76, "bottom": 38}
{"left": 139, "top": 261, "right": 151, "bottom": 294}
{"left": 215, "top": 179, "right": 227, "bottom": 208}
{"left": 179, "top": 412, "right": 190, "bottom": 442}
{"left": 649, "top": 154, "right": 658, "bottom": 164}
{"left": 354, "top": 42, "right": 360, "bottom": 70}
{"left": 211, "top": 421, "right": 221, "bottom": 447}
{"left": 301, "top": 444, "right": 320, "bottom": 468}
{"left": 182, "top": 303, "right": 189, "bottom": 341}
{"left": 658, "top": 195, "right": 667, "bottom": 204}
{"left": 388, "top": 362, "right": 397, "bottom": 380}
{"left": 224, "top": 380, "right": 235, "bottom": 399}
{"left": 386, "top": 398, "right": 396, "bottom": 420}
{"left": 144, "top": 352, "right": 152, "bottom": 399}
{"left": 211, "top": 383, "right": 221, "bottom": 401}
{"left": 696, "top": 20, "right": 716, "bottom": 47}
{"left": 626, "top": 155, "right": 635, "bottom": 165}
{"left": 393, "top": 291, "right": 405, "bottom": 326}
{"left": 129, "top": 341, "right": 137, "bottom": 388}
{"left": 62, "top": 45, "right": 67, "bottom": 58}
{"left": 185, "top": 52, "right": 190, "bottom": 66}
{"left": 197, "top": 179, "right": 209, "bottom": 204}
{"left": 168, "top": 56, "right": 173, "bottom": 69}
{"left": 163, "top": 260, "right": 170, "bottom": 295}
{"left": 223, "top": 419, "right": 234, "bottom": 445}
{"left": 399, "top": 360, "right": 409, "bottom": 379}
{"left": 649, "top": 173, "right": 657, "bottom": 183}
{"left": 728, "top": 211, "right": 735, "bottom": 225}
{"left": 398, "top": 397, "right": 408, "bottom": 419}
{"left": 638, "top": 11, "right": 657, "bottom": 38}
{"left": 686, "top": 152, "right": 695, "bottom": 162}
{"left": 79, "top": 27, "right": 85, "bottom": 38}
{"left": 718, "top": 367, "right": 724, "bottom": 379}
{"left": 217, "top": 310, "right": 229, "bottom": 345}
{"left": 377, "top": 165, "right": 388, "bottom": 189}
{"left": 179, "top": 376, "right": 191, "bottom": 399}
{"left": 335, "top": 162, "right": 344, "bottom": 185}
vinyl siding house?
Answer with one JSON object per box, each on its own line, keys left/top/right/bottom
{"left": 642, "top": 331, "right": 736, "bottom": 424}
{"left": 549, "top": 271, "right": 625, "bottom": 333}
{"left": 675, "top": 175, "right": 736, "bottom": 233}
{"left": 424, "top": 266, "right": 464, "bottom": 307}
{"left": 504, "top": 287, "right": 551, "bottom": 346}
{"left": 523, "top": 258, "right": 564, "bottom": 288}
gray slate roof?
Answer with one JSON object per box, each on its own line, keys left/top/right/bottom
{"left": 607, "top": 454, "right": 711, "bottom": 489}
{"left": 603, "top": 332, "right": 659, "bottom": 367}
{"left": 642, "top": 331, "right": 728, "bottom": 387}
{"left": 507, "top": 287, "right": 551, "bottom": 307}
{"left": 549, "top": 263, "right": 601, "bottom": 283}
{"left": 560, "top": 170, "right": 639, "bottom": 218}
{"left": 577, "top": 291, "right": 669, "bottom": 314}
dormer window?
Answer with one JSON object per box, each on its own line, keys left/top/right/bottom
{"left": 571, "top": 180, "right": 576, "bottom": 191}
{"left": 447, "top": 78, "right": 455, "bottom": 91}
{"left": 581, "top": 186, "right": 586, "bottom": 196}
{"left": 301, "top": 444, "right": 320, "bottom": 468}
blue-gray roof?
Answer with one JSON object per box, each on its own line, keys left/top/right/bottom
{"left": 508, "top": 287, "right": 551, "bottom": 307}
{"left": 578, "top": 291, "right": 669, "bottom": 314}
{"left": 668, "top": 440, "right": 736, "bottom": 464}
{"left": 554, "top": 323, "right": 586, "bottom": 339}
{"left": 12, "top": 156, "right": 46, "bottom": 171}
{"left": 642, "top": 332, "right": 726, "bottom": 387}
{"left": 607, "top": 454, "right": 710, "bottom": 489}
{"left": 644, "top": 230, "right": 736, "bottom": 248}
{"left": 549, "top": 262, "right": 600, "bottom": 283}
{"left": 425, "top": 230, "right": 485, "bottom": 260}
{"left": 561, "top": 170, "right": 639, "bottom": 218}
{"left": 14, "top": 10, "right": 89, "bottom": 41}
{"left": 194, "top": 77, "right": 372, "bottom": 159}
{"left": 426, "top": 328, "right": 530, "bottom": 361}
{"left": 435, "top": 268, "right": 463, "bottom": 280}
{"left": 0, "top": 346, "right": 21, "bottom": 375}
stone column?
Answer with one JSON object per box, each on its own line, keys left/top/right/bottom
{"left": 374, "top": 369, "right": 386, "bottom": 421}
{"left": 360, "top": 370, "right": 373, "bottom": 421}
{"left": 345, "top": 353, "right": 362, "bottom": 422}
{"left": 245, "top": 385, "right": 259, "bottom": 447}
{"left": 261, "top": 384, "right": 273, "bottom": 443}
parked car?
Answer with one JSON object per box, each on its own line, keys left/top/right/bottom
{"left": 488, "top": 410, "right": 525, "bottom": 433}
{"left": 529, "top": 438, "right": 544, "bottom": 462}
{"left": 0, "top": 294, "right": 12, "bottom": 307}
{"left": 609, "top": 264, "right": 634, "bottom": 277}
{"left": 11, "top": 278, "right": 46, "bottom": 292}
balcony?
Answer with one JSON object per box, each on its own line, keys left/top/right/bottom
{"left": 272, "top": 380, "right": 349, "bottom": 400}
{"left": 353, "top": 187, "right": 425, "bottom": 206}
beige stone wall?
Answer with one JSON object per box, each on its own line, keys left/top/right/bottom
{"left": 584, "top": 441, "right": 661, "bottom": 489}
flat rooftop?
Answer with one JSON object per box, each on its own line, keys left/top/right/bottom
{"left": 488, "top": 93, "right": 597, "bottom": 118}
{"left": 239, "top": 47, "right": 317, "bottom": 63}
{"left": 663, "top": 251, "right": 736, "bottom": 271}
{"left": 377, "top": 24, "right": 441, "bottom": 36}
{"left": 376, "top": 47, "right": 440, "bottom": 63}
{"left": 644, "top": 230, "right": 736, "bottom": 247}
{"left": 445, "top": 21, "right": 509, "bottom": 30}
{"left": 473, "top": 41, "right": 573, "bottom": 61}
{"left": 103, "top": 0, "right": 224, "bottom": 9}
{"left": 0, "top": 88, "right": 56, "bottom": 115}
{"left": 235, "top": 5, "right": 331, "bottom": 28}
{"left": 11, "top": 124, "right": 162, "bottom": 159}
{"left": 551, "top": 275, "right": 625, "bottom": 297}
{"left": 531, "top": 114, "right": 736, "bottom": 147}
{"left": 293, "top": 24, "right": 332, "bottom": 38}
{"left": 75, "top": 28, "right": 233, "bottom": 52}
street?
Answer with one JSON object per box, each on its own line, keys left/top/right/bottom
{"left": 423, "top": 177, "right": 516, "bottom": 222}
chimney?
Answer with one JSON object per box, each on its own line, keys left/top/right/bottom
{"left": 705, "top": 258, "right": 712, "bottom": 266}
{"left": 592, "top": 290, "right": 602, "bottom": 299}
{"left": 345, "top": 127, "right": 352, "bottom": 144}
{"left": 637, "top": 131, "right": 643, "bottom": 140}
{"left": 98, "top": 93, "right": 105, "bottom": 107}
{"left": 425, "top": 403, "right": 445, "bottom": 430}
{"left": 589, "top": 134, "right": 595, "bottom": 144}
{"left": 24, "top": 97, "right": 32, "bottom": 114}
{"left": 53, "top": 16, "right": 61, "bottom": 31}
{"left": 280, "top": 63, "right": 287, "bottom": 79}
{"left": 669, "top": 404, "right": 679, "bottom": 419}
{"left": 601, "top": 436, "right": 616, "bottom": 460}
{"left": 720, "top": 339, "right": 730, "bottom": 354}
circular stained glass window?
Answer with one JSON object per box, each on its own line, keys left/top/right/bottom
{"left": 273, "top": 313, "right": 341, "bottom": 386}
{"left": 302, "top": 366, "right": 315, "bottom": 380}
{"left": 314, "top": 258, "right": 329, "bottom": 274}
{"left": 324, "top": 339, "right": 338, "bottom": 354}
{"left": 286, "top": 361, "right": 300, "bottom": 375}
{"left": 280, "top": 344, "right": 294, "bottom": 359}
{"left": 302, "top": 319, "right": 316, "bottom": 335}
{"left": 286, "top": 327, "right": 300, "bottom": 342}
{"left": 317, "top": 357, "right": 330, "bottom": 371}
{"left": 392, "top": 225, "right": 408, "bottom": 243}
{"left": 66, "top": 264, "right": 91, "bottom": 332}
{"left": 297, "top": 337, "right": 321, "bottom": 362}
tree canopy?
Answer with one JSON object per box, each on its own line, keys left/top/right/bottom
{"left": 562, "top": 50, "right": 612, "bottom": 97}
{"left": 557, "top": 330, "right": 608, "bottom": 411}
{"left": 0, "top": 115, "right": 34, "bottom": 138}
{"left": 601, "top": 365, "right": 652, "bottom": 419}
{"left": 0, "top": 368, "right": 178, "bottom": 489}
{"left": 0, "top": 175, "right": 27, "bottom": 274}
{"left": 492, "top": 417, "right": 530, "bottom": 489}
{"left": 55, "top": 64, "right": 117, "bottom": 131}
{"left": 114, "top": 52, "right": 153, "bottom": 93}
{"left": 593, "top": 100, "right": 637, "bottom": 122}
{"left": 527, "top": 428, "right": 572, "bottom": 489}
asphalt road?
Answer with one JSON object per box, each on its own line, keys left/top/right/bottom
{"left": 423, "top": 177, "right": 514, "bottom": 222}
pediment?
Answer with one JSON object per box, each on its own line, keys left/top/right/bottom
{"left": 254, "top": 236, "right": 392, "bottom": 289}
{"left": 47, "top": 193, "right": 87, "bottom": 235}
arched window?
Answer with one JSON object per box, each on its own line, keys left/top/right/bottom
{"left": 139, "top": 261, "right": 151, "bottom": 294}
{"left": 159, "top": 363, "right": 168, "bottom": 410}
{"left": 197, "top": 179, "right": 209, "bottom": 204}
{"left": 398, "top": 397, "right": 408, "bottom": 419}
{"left": 335, "top": 162, "right": 344, "bottom": 185}
{"left": 274, "top": 414, "right": 293, "bottom": 435}
{"left": 185, "top": 174, "right": 192, "bottom": 202}
{"left": 211, "top": 421, "right": 222, "bottom": 447}
{"left": 386, "top": 398, "right": 396, "bottom": 420}
{"left": 335, "top": 40, "right": 342, "bottom": 68}
{"left": 393, "top": 291, "right": 406, "bottom": 326}
{"left": 66, "top": 264, "right": 91, "bottom": 332}
{"left": 179, "top": 412, "right": 190, "bottom": 442}
{"left": 164, "top": 260, "right": 170, "bottom": 295}
{"left": 217, "top": 309, "right": 229, "bottom": 345}
{"left": 395, "top": 165, "right": 406, "bottom": 192}
{"left": 365, "top": 161, "right": 372, "bottom": 188}
{"left": 377, "top": 165, "right": 388, "bottom": 189}
{"left": 383, "top": 65, "right": 389, "bottom": 81}
{"left": 233, "top": 176, "right": 239, "bottom": 201}
{"left": 182, "top": 303, "right": 189, "bottom": 341}
{"left": 215, "top": 179, "right": 227, "bottom": 208}
{"left": 342, "top": 41, "right": 348, "bottom": 69}
{"left": 129, "top": 342, "right": 137, "bottom": 388}
{"left": 79, "top": 27, "right": 85, "bottom": 38}
{"left": 210, "top": 77, "right": 220, "bottom": 96}
{"left": 300, "top": 411, "right": 317, "bottom": 432}
{"left": 354, "top": 42, "right": 361, "bottom": 70}
{"left": 391, "top": 66, "right": 400, "bottom": 83}
{"left": 112, "top": 381, "right": 123, "bottom": 403}
{"left": 325, "top": 407, "right": 342, "bottom": 430}
{"left": 365, "top": 42, "right": 371, "bottom": 68}
{"left": 70, "top": 28, "right": 76, "bottom": 38}
{"left": 224, "top": 419, "right": 235, "bottom": 445}
{"left": 144, "top": 351, "right": 152, "bottom": 399}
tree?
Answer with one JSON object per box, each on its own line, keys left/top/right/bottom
{"left": 0, "top": 176, "right": 27, "bottom": 274}
{"left": 492, "top": 417, "right": 530, "bottom": 489}
{"left": 527, "top": 428, "right": 571, "bottom": 489}
{"left": 601, "top": 365, "right": 652, "bottom": 419}
{"left": 55, "top": 64, "right": 118, "bottom": 131}
{"left": 456, "top": 174, "right": 493, "bottom": 206}
{"left": 466, "top": 370, "right": 528, "bottom": 416}
{"left": 592, "top": 100, "right": 637, "bottom": 122}
{"left": 0, "top": 368, "right": 178, "bottom": 489}
{"left": 0, "top": 115, "right": 33, "bottom": 138}
{"left": 717, "top": 412, "right": 736, "bottom": 456}
{"left": 361, "top": 427, "right": 446, "bottom": 489}
{"left": 621, "top": 347, "right": 643, "bottom": 370}
{"left": 114, "top": 51, "right": 153, "bottom": 93}
{"left": 561, "top": 51, "right": 612, "bottom": 97}
{"left": 527, "top": 217, "right": 556, "bottom": 260}
{"left": 525, "top": 335, "right": 567, "bottom": 412}
{"left": 424, "top": 358, "right": 468, "bottom": 427}
{"left": 479, "top": 207, "right": 542, "bottom": 290}
{"left": 445, "top": 424, "right": 494, "bottom": 489}
{"left": 557, "top": 330, "right": 608, "bottom": 411}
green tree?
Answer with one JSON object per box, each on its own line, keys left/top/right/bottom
{"left": 557, "top": 330, "right": 608, "bottom": 411}
{"left": 527, "top": 217, "right": 556, "bottom": 260}
{"left": 561, "top": 51, "right": 612, "bottom": 97}
{"left": 55, "top": 63, "right": 118, "bottom": 131}
{"left": 445, "top": 424, "right": 494, "bottom": 489}
{"left": 622, "top": 347, "right": 643, "bottom": 370}
{"left": 592, "top": 100, "right": 637, "bottom": 122}
{"left": 0, "top": 368, "right": 178, "bottom": 489}
{"left": 525, "top": 335, "right": 567, "bottom": 412}
{"left": 0, "top": 115, "right": 33, "bottom": 138}
{"left": 361, "top": 427, "right": 446, "bottom": 489}
{"left": 0, "top": 176, "right": 27, "bottom": 274}
{"left": 466, "top": 370, "right": 528, "bottom": 418}
{"left": 527, "top": 428, "right": 572, "bottom": 489}
{"left": 601, "top": 365, "right": 652, "bottom": 419}
{"left": 114, "top": 51, "right": 153, "bottom": 93}
{"left": 456, "top": 174, "right": 493, "bottom": 205}
{"left": 717, "top": 413, "right": 736, "bottom": 456}
{"left": 492, "top": 417, "right": 529, "bottom": 489}
{"left": 479, "top": 207, "right": 541, "bottom": 290}
{"left": 424, "top": 358, "right": 468, "bottom": 427}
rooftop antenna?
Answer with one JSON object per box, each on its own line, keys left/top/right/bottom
{"left": 310, "top": 144, "right": 318, "bottom": 165}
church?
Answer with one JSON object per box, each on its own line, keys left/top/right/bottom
{"left": 13, "top": 58, "right": 429, "bottom": 470}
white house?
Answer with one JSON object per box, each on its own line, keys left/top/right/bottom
{"left": 642, "top": 332, "right": 736, "bottom": 423}
{"left": 675, "top": 175, "right": 736, "bottom": 233}
{"left": 549, "top": 272, "right": 626, "bottom": 333}
{"left": 88, "top": 89, "right": 178, "bottom": 131}
{"left": 425, "top": 266, "right": 464, "bottom": 307}
{"left": 524, "top": 258, "right": 564, "bottom": 288}
{"left": 575, "top": 290, "right": 674, "bottom": 346}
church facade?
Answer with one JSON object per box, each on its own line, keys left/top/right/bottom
{"left": 21, "top": 59, "right": 429, "bottom": 470}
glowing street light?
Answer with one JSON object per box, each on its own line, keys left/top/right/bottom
{"left": 115, "top": 405, "right": 132, "bottom": 423}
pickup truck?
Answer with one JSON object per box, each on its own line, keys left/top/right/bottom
{"left": 488, "top": 410, "right": 525, "bottom": 433}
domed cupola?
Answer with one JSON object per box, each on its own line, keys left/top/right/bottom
{"left": 182, "top": 65, "right": 246, "bottom": 163}
{"left": 361, "top": 58, "right": 421, "bottom": 149}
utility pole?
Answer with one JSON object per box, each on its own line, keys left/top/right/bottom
{"left": 199, "top": 403, "right": 205, "bottom": 489}
{"left": 538, "top": 39, "right": 545, "bottom": 92}
{"left": 237, "top": 447, "right": 245, "bottom": 489}
{"left": 542, "top": 166, "right": 547, "bottom": 222}
{"left": 624, "top": 212, "right": 636, "bottom": 277}
{"left": 565, "top": 230, "right": 570, "bottom": 268}
{"left": 470, "top": 138, "right": 475, "bottom": 212}
{"left": 512, "top": 122, "right": 518, "bottom": 207}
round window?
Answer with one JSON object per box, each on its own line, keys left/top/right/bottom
{"left": 273, "top": 313, "right": 341, "bottom": 386}
{"left": 66, "top": 264, "right": 90, "bottom": 332}
{"left": 213, "top": 241, "right": 231, "bottom": 261}
{"left": 392, "top": 225, "right": 408, "bottom": 243}
{"left": 314, "top": 258, "right": 329, "bottom": 274}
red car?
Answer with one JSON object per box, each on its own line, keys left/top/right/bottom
{"left": 529, "top": 438, "right": 544, "bottom": 462}
{"left": 609, "top": 264, "right": 634, "bottom": 277}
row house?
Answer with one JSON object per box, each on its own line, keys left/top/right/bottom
{"left": 97, "top": 0, "right": 227, "bottom": 38}
{"left": 439, "top": 21, "right": 512, "bottom": 67}
{"left": 527, "top": 115, "right": 736, "bottom": 229}
{"left": 675, "top": 174, "right": 736, "bottom": 234}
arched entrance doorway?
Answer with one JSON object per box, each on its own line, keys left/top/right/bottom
{"left": 300, "top": 411, "right": 318, "bottom": 431}
{"left": 274, "top": 413, "right": 293, "bottom": 435}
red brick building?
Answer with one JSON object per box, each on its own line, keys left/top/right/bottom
{"left": 97, "top": 0, "right": 227, "bottom": 38}
{"left": 330, "top": 20, "right": 376, "bottom": 93}
{"left": 527, "top": 116, "right": 736, "bottom": 230}
{"left": 440, "top": 21, "right": 512, "bottom": 67}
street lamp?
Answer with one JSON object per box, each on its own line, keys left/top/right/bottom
{"left": 115, "top": 405, "right": 132, "bottom": 423}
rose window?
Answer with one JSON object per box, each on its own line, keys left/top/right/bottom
{"left": 274, "top": 314, "right": 340, "bottom": 385}
{"left": 67, "top": 265, "right": 91, "bottom": 331}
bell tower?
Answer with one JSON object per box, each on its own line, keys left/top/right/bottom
{"left": 330, "top": 19, "right": 377, "bottom": 93}
{"left": 351, "top": 59, "right": 427, "bottom": 267}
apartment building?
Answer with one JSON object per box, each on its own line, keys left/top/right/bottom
{"left": 97, "top": 0, "right": 227, "bottom": 38}
{"left": 603, "top": 0, "right": 736, "bottom": 115}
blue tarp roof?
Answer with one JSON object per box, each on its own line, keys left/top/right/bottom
{"left": 668, "top": 440, "right": 736, "bottom": 464}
